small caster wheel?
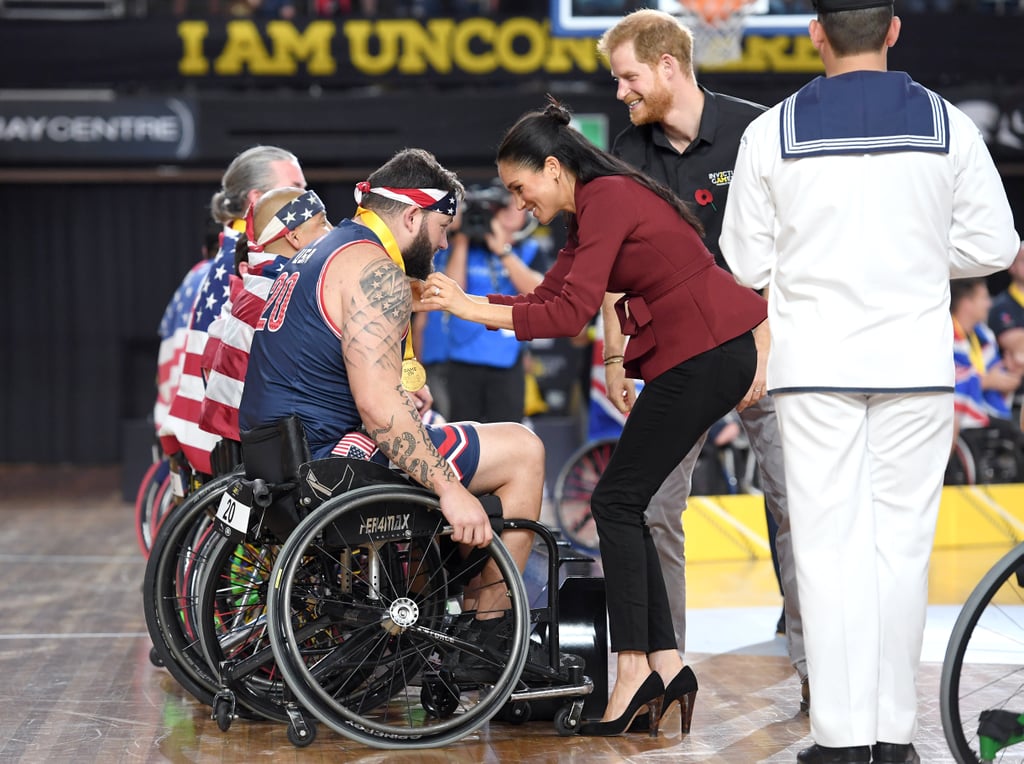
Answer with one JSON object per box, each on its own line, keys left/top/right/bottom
{"left": 287, "top": 716, "right": 317, "bottom": 747}
{"left": 554, "top": 705, "right": 578, "bottom": 736}
{"left": 497, "top": 700, "right": 532, "bottom": 725}
{"left": 421, "top": 679, "right": 460, "bottom": 719}
{"left": 213, "top": 698, "right": 233, "bottom": 732}
{"left": 149, "top": 647, "right": 164, "bottom": 667}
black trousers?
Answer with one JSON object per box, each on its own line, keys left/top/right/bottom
{"left": 591, "top": 332, "right": 757, "bottom": 653}
{"left": 447, "top": 355, "right": 525, "bottom": 424}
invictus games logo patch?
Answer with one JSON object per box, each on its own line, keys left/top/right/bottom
{"left": 708, "top": 170, "right": 733, "bottom": 186}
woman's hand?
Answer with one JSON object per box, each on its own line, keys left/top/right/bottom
{"left": 409, "top": 279, "right": 439, "bottom": 313}
{"left": 605, "top": 363, "right": 636, "bottom": 414}
{"left": 420, "top": 272, "right": 476, "bottom": 319}
{"left": 736, "top": 320, "right": 769, "bottom": 412}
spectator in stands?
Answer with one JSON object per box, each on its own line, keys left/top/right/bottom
{"left": 160, "top": 145, "right": 306, "bottom": 485}
{"left": 199, "top": 186, "right": 332, "bottom": 461}
{"left": 988, "top": 242, "right": 1024, "bottom": 375}
{"left": 952, "top": 277, "right": 1021, "bottom": 432}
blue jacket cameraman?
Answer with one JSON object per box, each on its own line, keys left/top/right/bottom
{"left": 445, "top": 181, "right": 545, "bottom": 424}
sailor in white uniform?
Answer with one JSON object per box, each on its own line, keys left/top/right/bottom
{"left": 719, "top": 1, "right": 1020, "bottom": 761}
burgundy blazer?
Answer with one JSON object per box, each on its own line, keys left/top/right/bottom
{"left": 489, "top": 175, "right": 766, "bottom": 382}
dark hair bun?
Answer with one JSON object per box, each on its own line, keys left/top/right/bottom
{"left": 543, "top": 95, "right": 572, "bottom": 126}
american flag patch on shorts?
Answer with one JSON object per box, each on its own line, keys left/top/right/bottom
{"left": 331, "top": 431, "right": 378, "bottom": 461}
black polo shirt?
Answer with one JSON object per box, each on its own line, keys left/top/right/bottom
{"left": 612, "top": 87, "right": 766, "bottom": 271}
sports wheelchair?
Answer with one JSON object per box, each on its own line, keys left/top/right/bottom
{"left": 144, "top": 416, "right": 602, "bottom": 750}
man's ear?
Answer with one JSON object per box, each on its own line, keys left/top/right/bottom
{"left": 659, "top": 53, "right": 677, "bottom": 78}
{"left": 808, "top": 19, "right": 826, "bottom": 54}
{"left": 885, "top": 15, "right": 901, "bottom": 48}
{"left": 404, "top": 205, "right": 421, "bottom": 234}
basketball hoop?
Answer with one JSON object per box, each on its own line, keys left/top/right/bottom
{"left": 675, "top": 0, "right": 756, "bottom": 68}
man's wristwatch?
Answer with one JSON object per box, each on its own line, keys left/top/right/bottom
{"left": 498, "top": 243, "right": 514, "bottom": 259}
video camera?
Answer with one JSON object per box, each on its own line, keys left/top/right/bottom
{"left": 460, "top": 182, "right": 511, "bottom": 242}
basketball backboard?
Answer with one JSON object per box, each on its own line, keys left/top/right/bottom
{"left": 550, "top": 0, "right": 814, "bottom": 38}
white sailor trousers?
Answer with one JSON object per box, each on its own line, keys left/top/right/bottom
{"left": 774, "top": 390, "right": 952, "bottom": 747}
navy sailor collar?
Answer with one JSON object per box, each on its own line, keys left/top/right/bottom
{"left": 780, "top": 71, "right": 949, "bottom": 158}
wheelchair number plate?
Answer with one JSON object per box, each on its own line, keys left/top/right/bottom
{"left": 215, "top": 491, "right": 251, "bottom": 536}
{"left": 169, "top": 470, "right": 186, "bottom": 499}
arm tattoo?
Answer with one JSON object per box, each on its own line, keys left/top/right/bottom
{"left": 366, "top": 383, "right": 458, "bottom": 491}
{"left": 343, "top": 260, "right": 411, "bottom": 374}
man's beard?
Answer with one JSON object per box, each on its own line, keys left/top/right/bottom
{"left": 403, "top": 222, "right": 436, "bottom": 280}
{"left": 630, "top": 79, "right": 673, "bottom": 126}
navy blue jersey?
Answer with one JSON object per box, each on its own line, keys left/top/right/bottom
{"left": 240, "top": 220, "right": 381, "bottom": 456}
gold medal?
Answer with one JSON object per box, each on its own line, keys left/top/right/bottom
{"left": 401, "top": 358, "right": 427, "bottom": 392}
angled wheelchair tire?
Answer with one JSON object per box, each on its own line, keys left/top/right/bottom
{"left": 267, "top": 484, "right": 530, "bottom": 749}
{"left": 940, "top": 540, "right": 1024, "bottom": 763}
{"left": 143, "top": 471, "right": 242, "bottom": 706}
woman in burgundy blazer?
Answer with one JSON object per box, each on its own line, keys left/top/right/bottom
{"left": 422, "top": 100, "right": 767, "bottom": 737}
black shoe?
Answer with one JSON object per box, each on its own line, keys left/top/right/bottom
{"left": 629, "top": 665, "right": 699, "bottom": 734}
{"left": 522, "top": 644, "right": 585, "bottom": 683}
{"left": 446, "top": 614, "right": 582, "bottom": 684}
{"left": 444, "top": 613, "right": 512, "bottom": 683}
{"left": 871, "top": 743, "right": 920, "bottom": 763}
{"left": 800, "top": 677, "right": 810, "bottom": 714}
{"left": 796, "top": 744, "right": 871, "bottom": 763}
{"left": 577, "top": 673, "right": 665, "bottom": 737}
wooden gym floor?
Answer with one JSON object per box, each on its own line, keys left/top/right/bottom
{"left": 0, "top": 466, "right": 1008, "bottom": 763}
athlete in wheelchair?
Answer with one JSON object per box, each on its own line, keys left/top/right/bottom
{"left": 205, "top": 150, "right": 590, "bottom": 746}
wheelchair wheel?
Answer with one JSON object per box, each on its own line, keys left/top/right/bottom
{"left": 553, "top": 438, "right": 617, "bottom": 556}
{"left": 143, "top": 471, "right": 241, "bottom": 705}
{"left": 946, "top": 435, "right": 978, "bottom": 486}
{"left": 267, "top": 484, "right": 530, "bottom": 749}
{"left": 195, "top": 533, "right": 290, "bottom": 723}
{"left": 134, "top": 457, "right": 170, "bottom": 557}
{"left": 940, "top": 540, "right": 1024, "bottom": 763}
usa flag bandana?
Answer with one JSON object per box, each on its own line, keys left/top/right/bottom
{"left": 354, "top": 181, "right": 458, "bottom": 217}
{"left": 244, "top": 189, "right": 326, "bottom": 253}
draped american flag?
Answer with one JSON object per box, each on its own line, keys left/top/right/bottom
{"left": 159, "top": 229, "right": 240, "bottom": 475}
{"left": 154, "top": 259, "right": 211, "bottom": 433}
{"left": 199, "top": 253, "right": 287, "bottom": 443}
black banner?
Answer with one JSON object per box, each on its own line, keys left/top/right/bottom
{"left": 0, "top": 97, "right": 197, "bottom": 161}
{"left": 0, "top": 15, "right": 1019, "bottom": 89}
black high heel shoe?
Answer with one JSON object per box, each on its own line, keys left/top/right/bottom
{"left": 629, "top": 665, "right": 699, "bottom": 734}
{"left": 577, "top": 673, "right": 665, "bottom": 737}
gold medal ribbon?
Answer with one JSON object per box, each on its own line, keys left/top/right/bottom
{"left": 1010, "top": 282, "right": 1024, "bottom": 310}
{"left": 354, "top": 207, "right": 426, "bottom": 391}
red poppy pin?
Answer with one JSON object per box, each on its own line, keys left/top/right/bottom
{"left": 694, "top": 189, "right": 716, "bottom": 211}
